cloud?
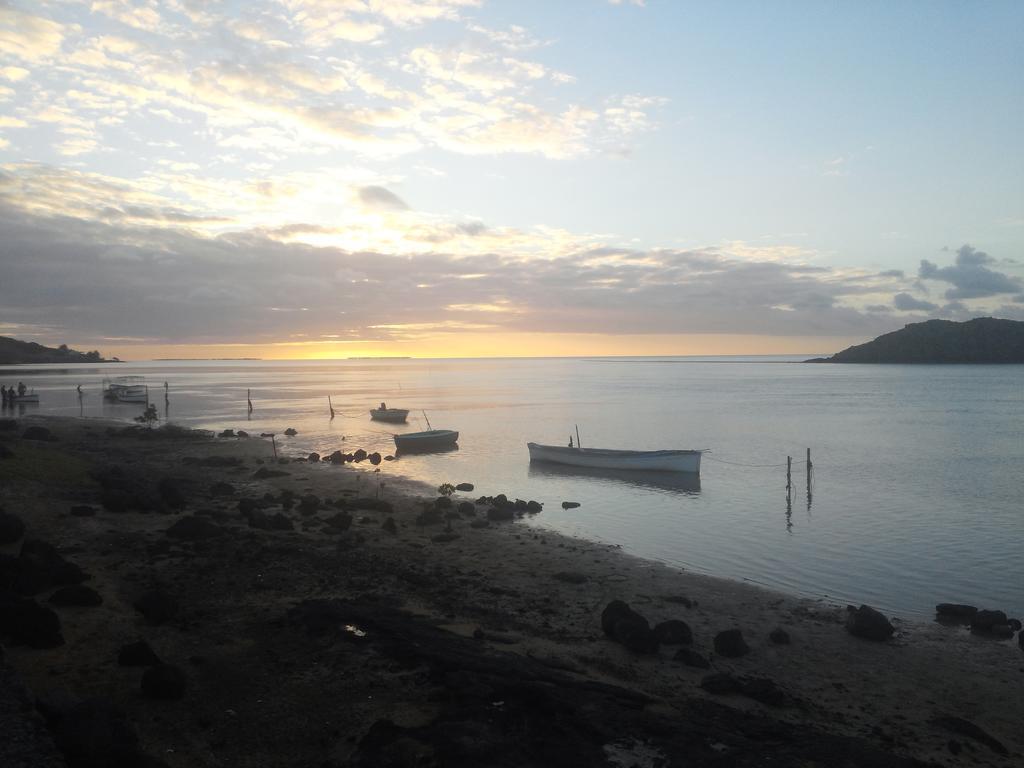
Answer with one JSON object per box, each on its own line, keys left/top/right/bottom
{"left": 0, "top": 5, "right": 67, "bottom": 63}
{"left": 919, "top": 244, "right": 1022, "bottom": 300}
{"left": 892, "top": 292, "right": 938, "bottom": 312}
{"left": 357, "top": 185, "right": 409, "bottom": 211}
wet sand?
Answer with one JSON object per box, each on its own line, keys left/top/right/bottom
{"left": 1, "top": 415, "right": 1021, "bottom": 767}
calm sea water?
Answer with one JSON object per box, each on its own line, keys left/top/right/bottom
{"left": 3, "top": 357, "right": 1022, "bottom": 619}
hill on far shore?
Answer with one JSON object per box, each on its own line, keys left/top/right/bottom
{"left": 806, "top": 317, "right": 1024, "bottom": 364}
{"left": 0, "top": 336, "right": 113, "bottom": 365}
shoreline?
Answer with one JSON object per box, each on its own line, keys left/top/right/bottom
{"left": 1, "top": 415, "right": 1021, "bottom": 766}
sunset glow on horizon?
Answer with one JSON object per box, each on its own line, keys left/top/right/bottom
{"left": 1, "top": 1, "right": 1021, "bottom": 358}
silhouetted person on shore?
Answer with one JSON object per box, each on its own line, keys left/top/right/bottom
{"left": 380, "top": 402, "right": 387, "bottom": 410}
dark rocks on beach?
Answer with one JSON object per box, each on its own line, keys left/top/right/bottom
{"left": 141, "top": 663, "right": 187, "bottom": 700}
{"left": 353, "top": 448, "right": 368, "bottom": 462}
{"left": 297, "top": 494, "right": 321, "bottom": 514}
{"left": 601, "top": 600, "right": 659, "bottom": 654}
{"left": 158, "top": 477, "right": 187, "bottom": 509}
{"left": 971, "top": 609, "right": 1008, "bottom": 633}
{"left": 434, "top": 496, "right": 453, "bottom": 509}
{"left": 252, "top": 466, "right": 290, "bottom": 479}
{"left": 845, "top": 605, "right": 894, "bottom": 641}
{"left": 526, "top": 500, "right": 543, "bottom": 513}
{"left": 269, "top": 513, "right": 294, "bottom": 531}
{"left": 486, "top": 506, "right": 515, "bottom": 522}
{"left": 21, "top": 426, "right": 55, "bottom": 441}
{"left": 769, "top": 627, "right": 791, "bottom": 645}
{"left": 16, "top": 539, "right": 88, "bottom": 595}
{"left": 48, "top": 585, "right": 103, "bottom": 607}
{"left": 714, "top": 628, "right": 750, "bottom": 657}
{"left": 936, "top": 603, "right": 978, "bottom": 619}
{"left": 284, "top": 428, "right": 298, "bottom": 436}
{"left": 165, "top": 516, "right": 225, "bottom": 541}
{"left": 552, "top": 571, "right": 588, "bottom": 585}
{"left": 237, "top": 430, "right": 249, "bottom": 438}
{"left": 381, "top": 517, "right": 397, "bottom": 534}
{"left": 673, "top": 647, "right": 710, "bottom": 668}
{"left": 325, "top": 511, "right": 353, "bottom": 531}
{"left": 455, "top": 483, "right": 474, "bottom": 492}
{"left": 653, "top": 619, "right": 693, "bottom": 645}
{"left": 209, "top": 481, "right": 236, "bottom": 497}
{"left": 1008, "top": 618, "right": 1022, "bottom": 632}
{"left": 701, "top": 672, "right": 743, "bottom": 695}
{"left": 118, "top": 640, "right": 161, "bottom": 667}
{"left": 990, "top": 623, "right": 1014, "bottom": 638}
{"left": 931, "top": 716, "right": 1009, "bottom": 755}
{"left": 69, "top": 505, "right": 96, "bottom": 517}
{"left": 48, "top": 697, "right": 148, "bottom": 768}
{"left": 369, "top": 452, "right": 382, "bottom": 465}
{"left": 327, "top": 450, "right": 345, "bottom": 464}
{"left": 456, "top": 501, "right": 476, "bottom": 517}
{"left": 133, "top": 589, "right": 178, "bottom": 625}
{"left": 416, "top": 508, "right": 444, "bottom": 526}
{"left": 0, "top": 595, "right": 65, "bottom": 647}
{"left": 218, "top": 429, "right": 235, "bottom": 438}
{"left": 561, "top": 501, "right": 580, "bottom": 509}
{"left": 0, "top": 510, "right": 26, "bottom": 544}
{"left": 307, "top": 452, "right": 320, "bottom": 463}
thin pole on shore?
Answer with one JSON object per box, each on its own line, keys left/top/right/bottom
{"left": 328, "top": 395, "right": 336, "bottom": 420}
{"left": 806, "top": 448, "right": 813, "bottom": 507}
{"left": 575, "top": 424, "right": 582, "bottom": 449}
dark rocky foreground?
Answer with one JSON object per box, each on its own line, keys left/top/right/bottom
{"left": 1, "top": 417, "right": 1021, "bottom": 767}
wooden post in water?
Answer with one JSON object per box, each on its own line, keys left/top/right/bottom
{"left": 247, "top": 389, "right": 253, "bottom": 415}
{"left": 328, "top": 395, "right": 336, "bottom": 419}
{"left": 786, "top": 455, "right": 792, "bottom": 491}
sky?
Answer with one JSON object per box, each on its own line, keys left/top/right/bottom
{"left": 0, "top": 0, "right": 1022, "bottom": 359}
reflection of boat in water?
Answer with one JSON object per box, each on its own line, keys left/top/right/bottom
{"left": 370, "top": 407, "right": 409, "bottom": 423}
{"left": 527, "top": 461, "right": 701, "bottom": 494}
{"left": 394, "top": 429, "right": 459, "bottom": 453}
{"left": 527, "top": 443, "right": 702, "bottom": 474}
{"left": 103, "top": 376, "right": 148, "bottom": 403}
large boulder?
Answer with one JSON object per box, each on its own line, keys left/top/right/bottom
{"left": 971, "top": 609, "right": 1008, "bottom": 633}
{"left": 21, "top": 426, "right": 55, "bottom": 441}
{"left": 713, "top": 628, "right": 750, "bottom": 657}
{"left": 601, "top": 600, "right": 659, "bottom": 654}
{"left": 118, "top": 640, "right": 161, "bottom": 667}
{"left": 16, "top": 539, "right": 88, "bottom": 595}
{"left": 0, "top": 510, "right": 25, "bottom": 545}
{"left": 48, "top": 585, "right": 103, "bottom": 607}
{"left": 936, "top": 603, "right": 978, "bottom": 619}
{"left": 0, "top": 596, "right": 64, "bottom": 647}
{"left": 845, "top": 604, "right": 895, "bottom": 641}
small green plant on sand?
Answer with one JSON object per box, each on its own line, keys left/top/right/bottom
{"left": 135, "top": 404, "right": 159, "bottom": 428}
{"left": 437, "top": 482, "right": 455, "bottom": 498}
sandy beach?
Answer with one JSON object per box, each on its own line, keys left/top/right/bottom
{"left": 1, "top": 414, "right": 1021, "bottom": 767}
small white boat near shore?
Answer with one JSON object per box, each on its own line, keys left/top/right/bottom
{"left": 394, "top": 429, "right": 459, "bottom": 452}
{"left": 370, "top": 407, "right": 409, "bottom": 423}
{"left": 527, "top": 442, "right": 702, "bottom": 474}
{"left": 103, "top": 376, "right": 148, "bottom": 403}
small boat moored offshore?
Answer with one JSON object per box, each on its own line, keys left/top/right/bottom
{"left": 370, "top": 406, "right": 409, "bottom": 423}
{"left": 103, "top": 376, "right": 148, "bottom": 403}
{"left": 394, "top": 429, "right": 459, "bottom": 452}
{"left": 527, "top": 442, "right": 702, "bottom": 474}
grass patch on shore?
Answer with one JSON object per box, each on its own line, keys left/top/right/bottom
{"left": 0, "top": 441, "right": 94, "bottom": 488}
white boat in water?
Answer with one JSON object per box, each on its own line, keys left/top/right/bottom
{"left": 103, "top": 376, "right": 148, "bottom": 403}
{"left": 527, "top": 442, "right": 702, "bottom": 473}
{"left": 370, "top": 407, "right": 409, "bottom": 423}
{"left": 394, "top": 429, "right": 459, "bottom": 452}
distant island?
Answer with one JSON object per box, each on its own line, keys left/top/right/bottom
{"left": 0, "top": 336, "right": 114, "bottom": 365}
{"left": 806, "top": 317, "right": 1024, "bottom": 364}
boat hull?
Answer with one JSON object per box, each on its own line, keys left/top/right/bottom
{"left": 10, "top": 394, "right": 39, "bottom": 404}
{"left": 394, "top": 429, "right": 459, "bottom": 452}
{"left": 527, "top": 442, "right": 701, "bottom": 473}
{"left": 370, "top": 408, "right": 409, "bottom": 423}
